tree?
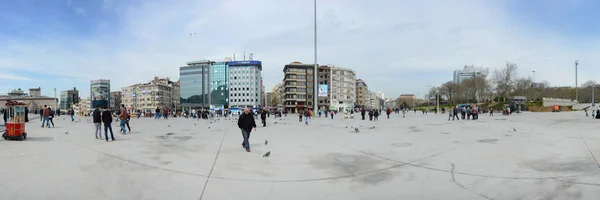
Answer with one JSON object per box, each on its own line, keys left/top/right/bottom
{"left": 439, "top": 81, "right": 459, "bottom": 103}
{"left": 512, "top": 77, "right": 532, "bottom": 97}
{"left": 492, "top": 62, "right": 518, "bottom": 102}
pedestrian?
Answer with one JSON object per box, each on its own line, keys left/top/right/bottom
{"left": 41, "top": 105, "right": 50, "bottom": 128}
{"left": 374, "top": 110, "right": 379, "bottom": 121}
{"left": 238, "top": 107, "right": 256, "bottom": 152}
{"left": 48, "top": 107, "right": 55, "bottom": 128}
{"left": 330, "top": 110, "right": 334, "bottom": 120}
{"left": 93, "top": 106, "right": 102, "bottom": 139}
{"left": 24, "top": 106, "right": 29, "bottom": 122}
{"left": 69, "top": 107, "right": 75, "bottom": 122}
{"left": 448, "top": 107, "right": 453, "bottom": 121}
{"left": 304, "top": 109, "right": 310, "bottom": 126}
{"left": 260, "top": 108, "right": 267, "bottom": 127}
{"left": 39, "top": 107, "right": 43, "bottom": 121}
{"left": 101, "top": 106, "right": 116, "bottom": 142}
{"left": 361, "top": 108, "right": 366, "bottom": 120}
{"left": 318, "top": 110, "right": 322, "bottom": 118}
{"left": 163, "top": 107, "right": 169, "bottom": 119}
{"left": 125, "top": 111, "right": 131, "bottom": 132}
{"left": 369, "top": 110, "right": 374, "bottom": 121}
{"left": 2, "top": 107, "right": 7, "bottom": 126}
{"left": 155, "top": 107, "right": 161, "bottom": 119}
{"left": 298, "top": 110, "right": 303, "bottom": 122}
{"left": 325, "top": 109, "right": 328, "bottom": 118}
{"left": 453, "top": 107, "right": 460, "bottom": 121}
{"left": 401, "top": 108, "right": 406, "bottom": 118}
{"left": 119, "top": 104, "right": 128, "bottom": 135}
{"left": 489, "top": 108, "right": 494, "bottom": 117}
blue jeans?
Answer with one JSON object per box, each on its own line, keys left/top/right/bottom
{"left": 120, "top": 120, "right": 127, "bottom": 134}
{"left": 71, "top": 115, "right": 74, "bottom": 122}
{"left": 104, "top": 123, "right": 115, "bottom": 141}
{"left": 241, "top": 129, "right": 251, "bottom": 150}
{"left": 305, "top": 116, "right": 309, "bottom": 125}
{"left": 155, "top": 113, "right": 161, "bottom": 119}
{"left": 41, "top": 117, "right": 50, "bottom": 127}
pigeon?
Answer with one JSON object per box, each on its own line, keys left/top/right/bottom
{"left": 65, "top": 131, "right": 69, "bottom": 134}
{"left": 274, "top": 122, "right": 278, "bottom": 124}
{"left": 168, "top": 125, "right": 171, "bottom": 127}
{"left": 369, "top": 126, "right": 376, "bottom": 129}
{"left": 265, "top": 140, "right": 268, "bottom": 145}
{"left": 345, "top": 126, "right": 348, "bottom": 128}
{"left": 194, "top": 124, "right": 196, "bottom": 126}
{"left": 263, "top": 151, "right": 271, "bottom": 157}
{"left": 208, "top": 127, "right": 210, "bottom": 129}
{"left": 513, "top": 128, "right": 517, "bottom": 132}
{"left": 355, "top": 128, "right": 360, "bottom": 133}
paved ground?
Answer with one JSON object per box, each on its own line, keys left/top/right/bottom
{"left": 1, "top": 111, "right": 600, "bottom": 200}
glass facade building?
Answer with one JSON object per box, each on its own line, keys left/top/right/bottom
{"left": 210, "top": 61, "right": 229, "bottom": 110}
{"left": 228, "top": 61, "right": 263, "bottom": 111}
{"left": 90, "top": 80, "right": 110, "bottom": 109}
{"left": 180, "top": 60, "right": 211, "bottom": 109}
{"left": 60, "top": 88, "right": 79, "bottom": 111}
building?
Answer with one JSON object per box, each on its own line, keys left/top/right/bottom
{"left": 384, "top": 98, "right": 398, "bottom": 109}
{"left": 60, "top": 87, "right": 79, "bottom": 111}
{"left": 180, "top": 60, "right": 211, "bottom": 110}
{"left": 283, "top": 62, "right": 315, "bottom": 113}
{"left": 228, "top": 61, "right": 263, "bottom": 113}
{"left": 0, "top": 88, "right": 57, "bottom": 112}
{"left": 90, "top": 79, "right": 110, "bottom": 109}
{"left": 208, "top": 61, "right": 229, "bottom": 111}
{"left": 453, "top": 65, "right": 488, "bottom": 84}
{"left": 29, "top": 87, "right": 41, "bottom": 98}
{"left": 317, "top": 65, "right": 331, "bottom": 110}
{"left": 110, "top": 91, "right": 122, "bottom": 110}
{"left": 121, "top": 77, "right": 180, "bottom": 113}
{"left": 367, "top": 91, "right": 381, "bottom": 110}
{"left": 330, "top": 66, "right": 356, "bottom": 112}
{"left": 399, "top": 94, "right": 416, "bottom": 100}
{"left": 75, "top": 97, "right": 91, "bottom": 116}
{"left": 355, "top": 79, "right": 368, "bottom": 108}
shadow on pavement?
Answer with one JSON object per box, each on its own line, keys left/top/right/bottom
{"left": 26, "top": 137, "right": 55, "bottom": 142}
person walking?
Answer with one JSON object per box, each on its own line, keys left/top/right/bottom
{"left": 24, "top": 106, "right": 29, "bottom": 122}
{"left": 374, "top": 110, "right": 379, "bottom": 121}
{"left": 304, "top": 109, "right": 310, "bottom": 126}
{"left": 401, "top": 108, "right": 406, "bottom": 118}
{"left": 93, "top": 106, "right": 102, "bottom": 139}
{"left": 386, "top": 108, "right": 392, "bottom": 119}
{"left": 39, "top": 107, "right": 43, "bottom": 121}
{"left": 48, "top": 107, "right": 55, "bottom": 128}
{"left": 125, "top": 111, "right": 131, "bottom": 132}
{"left": 155, "top": 107, "right": 161, "bottom": 119}
{"left": 489, "top": 108, "right": 494, "bottom": 117}
{"left": 2, "top": 107, "right": 7, "bottom": 126}
{"left": 361, "top": 108, "right": 366, "bottom": 120}
{"left": 330, "top": 110, "right": 334, "bottom": 120}
{"left": 69, "top": 108, "right": 75, "bottom": 122}
{"left": 41, "top": 105, "right": 50, "bottom": 128}
{"left": 163, "top": 107, "right": 169, "bottom": 120}
{"left": 369, "top": 110, "right": 374, "bottom": 121}
{"left": 260, "top": 108, "right": 267, "bottom": 127}
{"left": 119, "top": 104, "right": 128, "bottom": 135}
{"left": 238, "top": 108, "right": 256, "bottom": 152}
{"left": 298, "top": 110, "right": 303, "bottom": 122}
{"left": 101, "top": 106, "right": 116, "bottom": 142}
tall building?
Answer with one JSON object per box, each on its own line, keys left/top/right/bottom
{"left": 453, "top": 65, "right": 488, "bottom": 84}
{"left": 180, "top": 60, "right": 211, "bottom": 110}
{"left": 330, "top": 66, "right": 356, "bottom": 112}
{"left": 376, "top": 91, "right": 385, "bottom": 99}
{"left": 283, "top": 62, "right": 315, "bottom": 113}
{"left": 228, "top": 61, "right": 263, "bottom": 112}
{"left": 121, "top": 77, "right": 180, "bottom": 113}
{"left": 317, "top": 65, "right": 331, "bottom": 110}
{"left": 90, "top": 79, "right": 110, "bottom": 109}
{"left": 209, "top": 61, "right": 229, "bottom": 111}
{"left": 355, "top": 79, "right": 368, "bottom": 108}
{"left": 60, "top": 87, "right": 79, "bottom": 111}
{"left": 110, "top": 91, "right": 122, "bottom": 110}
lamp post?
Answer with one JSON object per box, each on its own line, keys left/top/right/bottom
{"left": 313, "top": 0, "right": 318, "bottom": 112}
{"left": 575, "top": 60, "right": 579, "bottom": 103}
{"left": 532, "top": 70, "right": 536, "bottom": 84}
{"left": 593, "top": 85, "right": 596, "bottom": 107}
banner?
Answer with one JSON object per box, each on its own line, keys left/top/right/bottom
{"left": 318, "top": 84, "right": 328, "bottom": 97}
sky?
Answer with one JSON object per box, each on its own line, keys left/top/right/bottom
{"left": 1, "top": 0, "right": 600, "bottom": 100}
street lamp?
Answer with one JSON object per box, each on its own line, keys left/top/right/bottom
{"left": 426, "top": 85, "right": 440, "bottom": 114}
{"left": 575, "top": 60, "right": 579, "bottom": 103}
{"left": 313, "top": 0, "right": 318, "bottom": 112}
{"left": 593, "top": 85, "right": 596, "bottom": 107}
{"left": 532, "top": 70, "right": 536, "bottom": 84}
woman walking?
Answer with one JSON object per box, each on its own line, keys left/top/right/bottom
{"left": 48, "top": 107, "right": 55, "bottom": 128}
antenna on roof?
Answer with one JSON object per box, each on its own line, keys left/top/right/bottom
{"left": 249, "top": 53, "right": 254, "bottom": 61}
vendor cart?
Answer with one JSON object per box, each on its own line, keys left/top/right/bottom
{"left": 2, "top": 100, "right": 27, "bottom": 140}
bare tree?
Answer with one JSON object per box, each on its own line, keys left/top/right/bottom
{"left": 512, "top": 77, "right": 532, "bottom": 97}
{"left": 439, "top": 81, "right": 459, "bottom": 103}
{"left": 492, "top": 62, "right": 518, "bottom": 102}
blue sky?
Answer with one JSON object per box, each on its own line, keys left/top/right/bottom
{"left": 1, "top": 0, "right": 600, "bottom": 100}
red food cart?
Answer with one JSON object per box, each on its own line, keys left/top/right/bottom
{"left": 2, "top": 100, "right": 28, "bottom": 140}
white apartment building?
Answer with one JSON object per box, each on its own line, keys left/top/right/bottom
{"left": 228, "top": 61, "right": 263, "bottom": 111}
{"left": 329, "top": 66, "right": 356, "bottom": 112}
{"left": 453, "top": 65, "right": 488, "bottom": 84}
{"left": 121, "top": 77, "right": 180, "bottom": 113}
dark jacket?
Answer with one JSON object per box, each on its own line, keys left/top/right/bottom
{"left": 237, "top": 113, "right": 256, "bottom": 132}
{"left": 102, "top": 110, "right": 113, "bottom": 124}
{"left": 260, "top": 111, "right": 267, "bottom": 119}
{"left": 93, "top": 109, "right": 101, "bottom": 123}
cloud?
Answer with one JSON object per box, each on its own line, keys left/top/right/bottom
{"left": 3, "top": 0, "right": 600, "bottom": 98}
{"left": 74, "top": 7, "right": 86, "bottom": 16}
{"left": 0, "top": 73, "right": 33, "bottom": 81}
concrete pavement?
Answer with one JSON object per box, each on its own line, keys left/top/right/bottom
{"left": 1, "top": 112, "right": 600, "bottom": 200}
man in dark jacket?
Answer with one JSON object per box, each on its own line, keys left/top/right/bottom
{"left": 238, "top": 107, "right": 256, "bottom": 152}
{"left": 260, "top": 108, "right": 267, "bottom": 127}
{"left": 93, "top": 106, "right": 102, "bottom": 139}
{"left": 361, "top": 108, "right": 366, "bottom": 120}
{"left": 101, "top": 106, "right": 115, "bottom": 142}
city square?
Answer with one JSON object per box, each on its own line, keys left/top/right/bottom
{"left": 1, "top": 111, "right": 599, "bottom": 200}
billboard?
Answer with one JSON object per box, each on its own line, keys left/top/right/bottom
{"left": 91, "top": 80, "right": 110, "bottom": 109}
{"left": 318, "top": 84, "right": 328, "bottom": 97}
